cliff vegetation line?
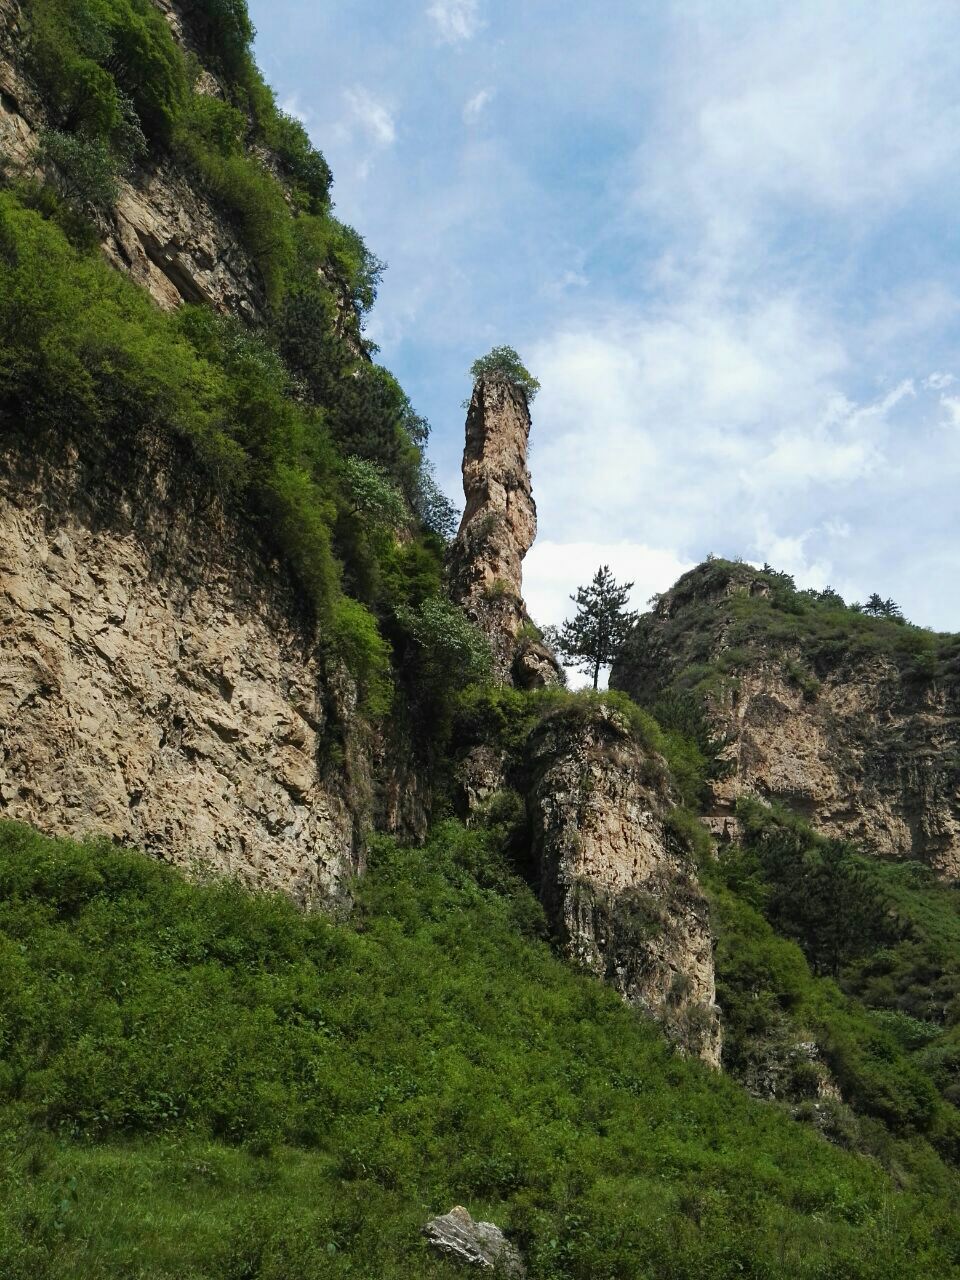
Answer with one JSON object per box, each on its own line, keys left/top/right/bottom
{"left": 3, "top": 0, "right": 480, "bottom": 731}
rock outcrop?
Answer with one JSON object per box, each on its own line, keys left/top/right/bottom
{"left": 527, "top": 702, "right": 722, "bottom": 1066}
{"left": 611, "top": 561, "right": 960, "bottom": 877}
{"left": 0, "top": 0, "right": 264, "bottom": 318}
{"left": 0, "top": 429, "right": 367, "bottom": 905}
{"left": 448, "top": 377, "right": 561, "bottom": 688}
{"left": 422, "top": 1206, "right": 525, "bottom": 1277}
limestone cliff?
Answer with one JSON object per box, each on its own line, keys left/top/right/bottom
{"left": 527, "top": 703, "right": 721, "bottom": 1065}
{"left": 611, "top": 560, "right": 960, "bottom": 877}
{"left": 0, "top": 426, "right": 370, "bottom": 903}
{"left": 448, "top": 377, "right": 561, "bottom": 688}
{"left": 0, "top": 0, "right": 410, "bottom": 902}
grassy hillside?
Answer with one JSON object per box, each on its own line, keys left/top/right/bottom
{"left": 2, "top": 818, "right": 960, "bottom": 1279}
{"left": 708, "top": 800, "right": 960, "bottom": 1142}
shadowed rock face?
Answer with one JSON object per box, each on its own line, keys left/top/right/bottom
{"left": 527, "top": 703, "right": 722, "bottom": 1067}
{"left": 448, "top": 377, "right": 561, "bottom": 688}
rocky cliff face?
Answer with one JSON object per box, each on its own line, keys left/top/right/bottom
{"left": 0, "top": 429, "right": 366, "bottom": 904}
{"left": 448, "top": 377, "right": 561, "bottom": 688}
{"left": 527, "top": 703, "right": 721, "bottom": 1066}
{"left": 611, "top": 561, "right": 960, "bottom": 877}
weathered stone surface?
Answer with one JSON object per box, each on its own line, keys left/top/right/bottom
{"left": 453, "top": 743, "right": 509, "bottom": 821}
{"left": 423, "top": 1206, "right": 525, "bottom": 1277}
{"left": 528, "top": 703, "right": 721, "bottom": 1066}
{"left": 0, "top": 434, "right": 361, "bottom": 905}
{"left": 612, "top": 562, "right": 960, "bottom": 878}
{"left": 102, "top": 163, "right": 264, "bottom": 318}
{"left": 448, "top": 378, "right": 561, "bottom": 687}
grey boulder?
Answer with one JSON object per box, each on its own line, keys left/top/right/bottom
{"left": 422, "top": 1205, "right": 525, "bottom": 1276}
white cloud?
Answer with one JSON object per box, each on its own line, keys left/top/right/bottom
{"left": 279, "top": 94, "right": 309, "bottom": 124}
{"left": 748, "top": 517, "right": 833, "bottom": 590}
{"left": 427, "top": 0, "right": 482, "bottom": 44}
{"left": 463, "top": 87, "right": 493, "bottom": 123}
{"left": 343, "top": 87, "right": 396, "bottom": 146}
{"left": 631, "top": 2, "right": 960, "bottom": 272}
{"left": 925, "top": 371, "right": 956, "bottom": 390}
{"left": 940, "top": 395, "right": 960, "bottom": 428}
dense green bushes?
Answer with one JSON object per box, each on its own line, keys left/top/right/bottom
{"left": 3, "top": 818, "right": 960, "bottom": 1278}
{"left": 173, "top": 95, "right": 295, "bottom": 306}
{"left": 26, "top": 0, "right": 187, "bottom": 148}
{"left": 707, "top": 800, "right": 960, "bottom": 1154}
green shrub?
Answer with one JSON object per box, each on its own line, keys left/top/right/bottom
{"left": 468, "top": 345, "right": 540, "bottom": 403}
{"left": 260, "top": 109, "right": 332, "bottom": 214}
{"left": 174, "top": 96, "right": 294, "bottom": 308}
{"left": 1, "top": 817, "right": 959, "bottom": 1277}
{"left": 34, "top": 131, "right": 120, "bottom": 214}
{"left": 331, "top": 596, "right": 393, "bottom": 718}
{"left": 25, "top": 0, "right": 187, "bottom": 148}
{"left": 340, "top": 456, "right": 408, "bottom": 529}
{"left": 183, "top": 0, "right": 256, "bottom": 85}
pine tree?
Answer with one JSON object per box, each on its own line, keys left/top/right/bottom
{"left": 862, "top": 593, "right": 904, "bottom": 620}
{"left": 549, "top": 565, "right": 639, "bottom": 689}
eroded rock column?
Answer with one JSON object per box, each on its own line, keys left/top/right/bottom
{"left": 448, "top": 377, "right": 561, "bottom": 688}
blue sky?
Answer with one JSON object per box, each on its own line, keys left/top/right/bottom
{"left": 249, "top": 0, "right": 960, "bottom": 636}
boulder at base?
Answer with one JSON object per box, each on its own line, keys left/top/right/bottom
{"left": 423, "top": 1205, "right": 525, "bottom": 1276}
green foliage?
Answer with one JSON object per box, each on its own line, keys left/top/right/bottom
{"left": 331, "top": 597, "right": 393, "bottom": 718}
{"left": 19, "top": 0, "right": 433, "bottom": 554}
{"left": 174, "top": 95, "right": 295, "bottom": 308}
{"left": 34, "top": 131, "right": 120, "bottom": 215}
{"left": 399, "top": 597, "right": 493, "bottom": 692}
{"left": 469, "top": 345, "right": 541, "bottom": 403}
{"left": 259, "top": 109, "right": 333, "bottom": 214}
{"left": 340, "top": 456, "right": 409, "bottom": 529}
{"left": 184, "top": 0, "right": 256, "bottom": 85}
{"left": 2, "top": 818, "right": 960, "bottom": 1277}
{"left": 628, "top": 559, "right": 956, "bottom": 700}
{"left": 25, "top": 0, "right": 188, "bottom": 148}
{"left": 734, "top": 798, "right": 902, "bottom": 978}
{"left": 410, "top": 460, "right": 459, "bottom": 541}
{"left": 707, "top": 800, "right": 960, "bottom": 1154}
{"left": 547, "top": 565, "right": 640, "bottom": 690}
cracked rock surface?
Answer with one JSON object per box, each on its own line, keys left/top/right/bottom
{"left": 0, "top": 437, "right": 358, "bottom": 905}
{"left": 423, "top": 1206, "right": 525, "bottom": 1276}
